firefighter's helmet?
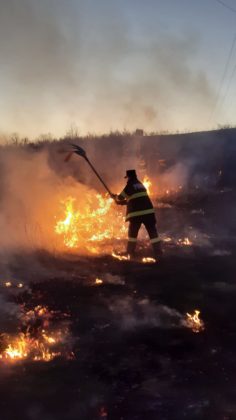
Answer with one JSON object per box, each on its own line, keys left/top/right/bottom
{"left": 125, "top": 169, "right": 137, "bottom": 179}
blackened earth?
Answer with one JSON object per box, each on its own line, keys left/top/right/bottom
{"left": 0, "top": 191, "right": 236, "bottom": 420}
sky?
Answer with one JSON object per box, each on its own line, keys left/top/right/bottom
{"left": 0, "top": 0, "right": 236, "bottom": 139}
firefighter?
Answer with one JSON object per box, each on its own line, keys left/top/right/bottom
{"left": 112, "top": 169, "right": 162, "bottom": 259}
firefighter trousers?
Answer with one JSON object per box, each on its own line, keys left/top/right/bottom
{"left": 127, "top": 215, "right": 162, "bottom": 257}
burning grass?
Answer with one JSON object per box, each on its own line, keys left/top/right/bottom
{"left": 54, "top": 176, "right": 157, "bottom": 254}
{"left": 0, "top": 331, "right": 63, "bottom": 362}
{"left": 185, "top": 310, "right": 205, "bottom": 333}
{"left": 52, "top": 175, "right": 200, "bottom": 259}
{"left": 0, "top": 304, "right": 73, "bottom": 363}
{"left": 55, "top": 194, "right": 127, "bottom": 253}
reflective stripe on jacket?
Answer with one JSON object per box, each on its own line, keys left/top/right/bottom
{"left": 117, "top": 179, "right": 155, "bottom": 221}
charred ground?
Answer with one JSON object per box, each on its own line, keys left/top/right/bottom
{"left": 1, "top": 191, "right": 236, "bottom": 420}
{"left": 0, "top": 129, "right": 236, "bottom": 419}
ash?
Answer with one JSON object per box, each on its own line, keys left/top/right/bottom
{"left": 0, "top": 191, "right": 236, "bottom": 420}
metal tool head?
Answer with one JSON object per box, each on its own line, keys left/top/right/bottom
{"left": 71, "top": 144, "right": 87, "bottom": 158}
{"left": 64, "top": 144, "right": 87, "bottom": 162}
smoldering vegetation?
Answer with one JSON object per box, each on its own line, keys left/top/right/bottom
{"left": 0, "top": 127, "right": 236, "bottom": 258}
{"left": 109, "top": 296, "right": 182, "bottom": 329}
{"left": 0, "top": 246, "right": 236, "bottom": 419}
{"left": 0, "top": 130, "right": 236, "bottom": 419}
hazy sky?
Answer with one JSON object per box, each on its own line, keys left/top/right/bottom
{"left": 0, "top": 0, "right": 236, "bottom": 138}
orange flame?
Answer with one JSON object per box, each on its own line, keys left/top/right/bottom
{"left": 112, "top": 252, "right": 130, "bottom": 261}
{"left": 54, "top": 174, "right": 156, "bottom": 253}
{"left": 55, "top": 195, "right": 127, "bottom": 252}
{"left": 95, "top": 278, "right": 103, "bottom": 285}
{"left": 0, "top": 305, "right": 73, "bottom": 363}
{"left": 178, "top": 237, "right": 193, "bottom": 246}
{"left": 142, "top": 176, "right": 152, "bottom": 195}
{"left": 142, "top": 257, "right": 156, "bottom": 263}
{"left": 185, "top": 310, "right": 205, "bottom": 333}
{"left": 0, "top": 330, "right": 67, "bottom": 362}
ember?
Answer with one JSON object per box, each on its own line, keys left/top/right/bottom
{"left": 112, "top": 252, "right": 130, "bottom": 261}
{"left": 177, "top": 237, "right": 193, "bottom": 246}
{"left": 185, "top": 310, "right": 205, "bottom": 333}
{"left": 2, "top": 281, "right": 25, "bottom": 289}
{"left": 95, "top": 278, "right": 103, "bottom": 285}
{"left": 142, "top": 257, "right": 156, "bottom": 263}
{"left": 99, "top": 406, "right": 108, "bottom": 418}
{"left": 162, "top": 236, "right": 172, "bottom": 243}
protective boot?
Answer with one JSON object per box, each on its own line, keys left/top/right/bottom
{"left": 152, "top": 241, "right": 163, "bottom": 259}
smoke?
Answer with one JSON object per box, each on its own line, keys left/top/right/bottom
{"left": 0, "top": 147, "right": 57, "bottom": 251}
{"left": 154, "top": 162, "right": 189, "bottom": 193}
{"left": 0, "top": 141, "right": 128, "bottom": 260}
{"left": 109, "top": 296, "right": 182, "bottom": 330}
{"left": 102, "top": 273, "right": 125, "bottom": 286}
{"left": 0, "top": 145, "right": 98, "bottom": 254}
{"left": 0, "top": 294, "right": 20, "bottom": 320}
{"left": 0, "top": 283, "right": 23, "bottom": 331}
{"left": 0, "top": 0, "right": 215, "bottom": 138}
{"left": 0, "top": 125, "right": 234, "bottom": 264}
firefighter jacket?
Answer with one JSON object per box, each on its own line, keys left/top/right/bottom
{"left": 117, "top": 178, "right": 156, "bottom": 222}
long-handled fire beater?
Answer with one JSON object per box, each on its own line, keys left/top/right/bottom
{"left": 65, "top": 144, "right": 113, "bottom": 197}
{"left": 64, "top": 144, "right": 162, "bottom": 259}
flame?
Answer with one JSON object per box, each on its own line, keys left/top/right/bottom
{"left": 142, "top": 257, "right": 156, "bottom": 263}
{"left": 185, "top": 310, "right": 205, "bottom": 333}
{"left": 23, "top": 305, "right": 51, "bottom": 322}
{"left": 0, "top": 305, "right": 72, "bottom": 363}
{"left": 178, "top": 237, "right": 192, "bottom": 246}
{"left": 95, "top": 278, "right": 103, "bottom": 285}
{"left": 55, "top": 197, "right": 80, "bottom": 248}
{"left": 1, "top": 281, "right": 24, "bottom": 289}
{"left": 142, "top": 176, "right": 152, "bottom": 195}
{"left": 53, "top": 180, "right": 193, "bottom": 255}
{"left": 162, "top": 236, "right": 193, "bottom": 246}
{"left": 0, "top": 332, "right": 62, "bottom": 362}
{"left": 1, "top": 334, "right": 28, "bottom": 360}
{"left": 163, "top": 236, "right": 172, "bottom": 243}
{"left": 55, "top": 195, "right": 127, "bottom": 252}
{"left": 112, "top": 252, "right": 130, "bottom": 261}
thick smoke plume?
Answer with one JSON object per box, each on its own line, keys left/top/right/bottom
{"left": 0, "top": 0, "right": 215, "bottom": 137}
{"left": 0, "top": 128, "right": 232, "bottom": 258}
{"left": 0, "top": 126, "right": 235, "bottom": 266}
{"left": 0, "top": 145, "right": 95, "bottom": 253}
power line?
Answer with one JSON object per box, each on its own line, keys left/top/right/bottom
{"left": 213, "top": 0, "right": 236, "bottom": 14}
{"left": 208, "top": 32, "right": 236, "bottom": 126}
{"left": 217, "top": 60, "right": 236, "bottom": 114}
